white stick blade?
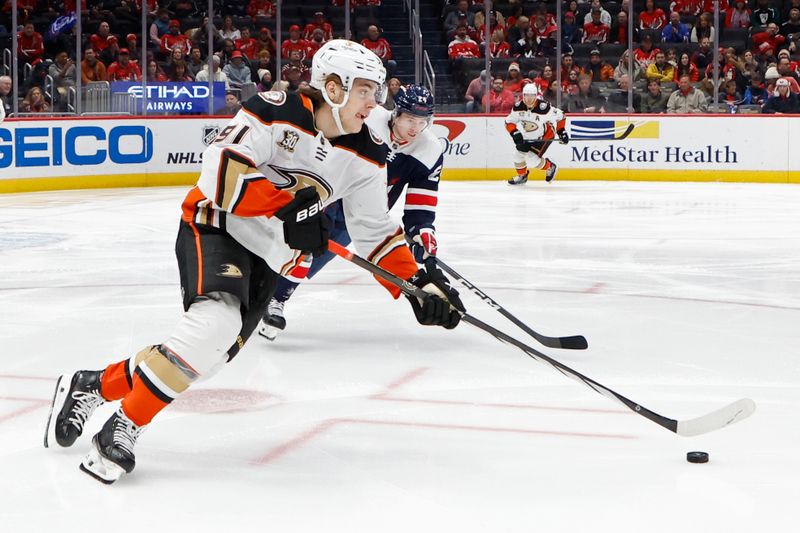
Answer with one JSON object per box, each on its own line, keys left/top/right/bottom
{"left": 677, "top": 398, "right": 756, "bottom": 437}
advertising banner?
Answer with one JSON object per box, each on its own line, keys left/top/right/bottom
{"left": 110, "top": 82, "right": 227, "bottom": 114}
{"left": 430, "top": 115, "right": 793, "bottom": 182}
{"left": 0, "top": 114, "right": 797, "bottom": 193}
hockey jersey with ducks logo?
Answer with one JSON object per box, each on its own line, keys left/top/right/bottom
{"left": 504, "top": 99, "right": 566, "bottom": 142}
{"left": 181, "top": 90, "right": 418, "bottom": 296}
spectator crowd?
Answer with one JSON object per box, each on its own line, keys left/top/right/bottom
{"left": 445, "top": 0, "right": 800, "bottom": 114}
{"left": 2, "top": 0, "right": 799, "bottom": 116}
{"left": 0, "top": 1, "right": 390, "bottom": 115}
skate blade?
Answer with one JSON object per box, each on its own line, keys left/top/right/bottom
{"left": 257, "top": 322, "right": 280, "bottom": 341}
{"left": 43, "top": 373, "right": 70, "bottom": 448}
{"left": 80, "top": 445, "right": 125, "bottom": 485}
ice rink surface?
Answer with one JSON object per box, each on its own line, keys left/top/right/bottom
{"left": 0, "top": 181, "right": 798, "bottom": 532}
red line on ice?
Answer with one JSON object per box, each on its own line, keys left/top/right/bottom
{"left": 253, "top": 417, "right": 637, "bottom": 465}
{"left": 371, "top": 367, "right": 628, "bottom": 415}
{"left": 0, "top": 399, "right": 50, "bottom": 424}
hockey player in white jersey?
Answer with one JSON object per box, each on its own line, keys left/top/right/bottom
{"left": 257, "top": 84, "right": 445, "bottom": 341}
{"left": 43, "top": 41, "right": 464, "bottom": 484}
{"left": 505, "top": 83, "right": 569, "bottom": 185}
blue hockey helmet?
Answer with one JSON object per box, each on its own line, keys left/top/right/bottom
{"left": 393, "top": 84, "right": 435, "bottom": 125}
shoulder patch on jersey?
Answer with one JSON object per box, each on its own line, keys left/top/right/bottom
{"left": 243, "top": 91, "right": 315, "bottom": 135}
{"left": 512, "top": 101, "right": 526, "bottom": 112}
{"left": 257, "top": 91, "right": 287, "bottom": 106}
{"left": 533, "top": 101, "right": 552, "bottom": 114}
{"left": 277, "top": 130, "right": 300, "bottom": 153}
{"left": 330, "top": 125, "right": 389, "bottom": 167}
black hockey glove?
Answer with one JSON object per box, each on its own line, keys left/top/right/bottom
{"left": 511, "top": 130, "right": 528, "bottom": 152}
{"left": 275, "top": 187, "right": 330, "bottom": 257}
{"left": 558, "top": 129, "right": 569, "bottom": 144}
{"left": 406, "top": 261, "right": 465, "bottom": 329}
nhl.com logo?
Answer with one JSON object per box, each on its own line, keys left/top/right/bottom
{"left": 202, "top": 125, "right": 220, "bottom": 146}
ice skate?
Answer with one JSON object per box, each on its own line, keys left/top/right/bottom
{"left": 545, "top": 160, "right": 558, "bottom": 182}
{"left": 257, "top": 299, "right": 287, "bottom": 341}
{"left": 507, "top": 171, "right": 528, "bottom": 185}
{"left": 44, "top": 370, "right": 105, "bottom": 448}
{"left": 80, "top": 408, "right": 145, "bottom": 485}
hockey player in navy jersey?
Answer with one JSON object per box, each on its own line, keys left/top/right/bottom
{"left": 505, "top": 83, "right": 569, "bottom": 185}
{"left": 43, "top": 43, "right": 464, "bottom": 484}
{"left": 258, "top": 84, "right": 445, "bottom": 341}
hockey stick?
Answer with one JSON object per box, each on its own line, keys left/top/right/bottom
{"left": 539, "top": 123, "right": 636, "bottom": 144}
{"left": 328, "top": 240, "right": 756, "bottom": 437}
{"left": 434, "top": 257, "right": 588, "bottom": 350}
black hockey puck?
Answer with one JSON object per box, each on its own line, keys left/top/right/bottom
{"left": 686, "top": 451, "right": 709, "bottom": 463}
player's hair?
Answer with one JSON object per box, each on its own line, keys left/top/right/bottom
{"left": 298, "top": 73, "right": 343, "bottom": 108}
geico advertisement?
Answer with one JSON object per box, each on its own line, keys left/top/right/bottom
{"left": 0, "top": 124, "right": 153, "bottom": 168}
{"left": 431, "top": 115, "right": 786, "bottom": 171}
{"left": 0, "top": 119, "right": 229, "bottom": 178}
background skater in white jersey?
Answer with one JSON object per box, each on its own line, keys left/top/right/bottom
{"left": 43, "top": 41, "right": 464, "bottom": 484}
{"left": 258, "top": 85, "right": 444, "bottom": 340}
{"left": 505, "top": 83, "right": 569, "bottom": 185}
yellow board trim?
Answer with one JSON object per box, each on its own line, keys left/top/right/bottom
{"left": 443, "top": 168, "right": 800, "bottom": 184}
{"left": 0, "top": 172, "right": 198, "bottom": 194}
{"left": 1, "top": 168, "right": 798, "bottom": 194}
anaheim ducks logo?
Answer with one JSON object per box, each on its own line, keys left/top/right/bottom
{"left": 217, "top": 263, "right": 243, "bottom": 278}
{"left": 266, "top": 165, "right": 333, "bottom": 201}
{"left": 521, "top": 120, "right": 539, "bottom": 133}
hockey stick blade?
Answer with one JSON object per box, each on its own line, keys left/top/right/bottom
{"left": 435, "top": 257, "right": 587, "bottom": 350}
{"left": 327, "top": 240, "right": 756, "bottom": 437}
{"left": 615, "top": 123, "right": 635, "bottom": 140}
{"left": 676, "top": 398, "right": 756, "bottom": 437}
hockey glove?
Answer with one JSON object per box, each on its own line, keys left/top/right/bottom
{"left": 407, "top": 262, "right": 465, "bottom": 329}
{"left": 511, "top": 130, "right": 528, "bottom": 152}
{"left": 558, "top": 129, "right": 569, "bottom": 144}
{"left": 275, "top": 187, "right": 330, "bottom": 257}
{"left": 410, "top": 228, "right": 437, "bottom": 263}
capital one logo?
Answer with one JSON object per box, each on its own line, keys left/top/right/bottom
{"left": 432, "top": 120, "right": 470, "bottom": 157}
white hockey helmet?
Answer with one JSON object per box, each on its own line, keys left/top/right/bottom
{"left": 522, "top": 83, "right": 540, "bottom": 99}
{"left": 310, "top": 39, "right": 387, "bottom": 134}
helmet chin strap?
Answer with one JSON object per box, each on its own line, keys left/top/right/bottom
{"left": 322, "top": 89, "right": 350, "bottom": 137}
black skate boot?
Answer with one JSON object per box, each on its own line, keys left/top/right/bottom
{"left": 257, "top": 298, "right": 287, "bottom": 341}
{"left": 545, "top": 160, "right": 558, "bottom": 182}
{"left": 44, "top": 370, "right": 105, "bottom": 448}
{"left": 80, "top": 408, "right": 145, "bottom": 484}
{"left": 507, "top": 171, "right": 528, "bottom": 185}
